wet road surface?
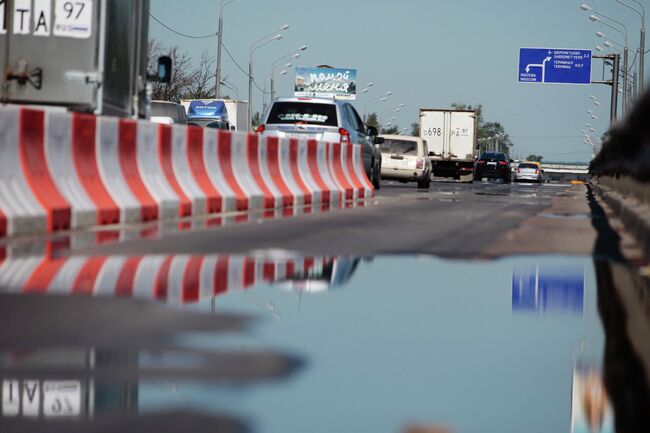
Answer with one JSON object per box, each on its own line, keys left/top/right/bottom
{"left": 0, "top": 180, "right": 648, "bottom": 432}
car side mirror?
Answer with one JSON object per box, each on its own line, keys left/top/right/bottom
{"left": 509, "top": 159, "right": 514, "bottom": 163}
{"left": 428, "top": 151, "right": 435, "bottom": 157}
{"left": 366, "top": 125, "right": 378, "bottom": 137}
{"left": 151, "top": 56, "right": 172, "bottom": 83}
{"left": 374, "top": 136, "right": 385, "bottom": 145}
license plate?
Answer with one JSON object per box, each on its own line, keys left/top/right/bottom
{"left": 287, "top": 133, "right": 310, "bottom": 140}
{"left": 487, "top": 162, "right": 497, "bottom": 166}
{"left": 43, "top": 381, "right": 82, "bottom": 417}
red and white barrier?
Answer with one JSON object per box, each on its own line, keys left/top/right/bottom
{"left": 0, "top": 253, "right": 335, "bottom": 303}
{"left": 0, "top": 106, "right": 373, "bottom": 237}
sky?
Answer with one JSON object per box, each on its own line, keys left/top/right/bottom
{"left": 149, "top": 0, "right": 647, "bottom": 163}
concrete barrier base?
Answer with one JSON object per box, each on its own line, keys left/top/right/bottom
{"left": 593, "top": 176, "right": 650, "bottom": 259}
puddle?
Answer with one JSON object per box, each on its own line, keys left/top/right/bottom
{"left": 0, "top": 254, "right": 648, "bottom": 432}
{"left": 537, "top": 212, "right": 591, "bottom": 220}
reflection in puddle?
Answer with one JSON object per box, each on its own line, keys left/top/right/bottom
{"left": 512, "top": 263, "right": 585, "bottom": 314}
{"left": 0, "top": 254, "right": 359, "bottom": 305}
{"left": 0, "top": 255, "right": 648, "bottom": 432}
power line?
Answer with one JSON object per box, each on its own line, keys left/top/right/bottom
{"left": 149, "top": 13, "right": 217, "bottom": 39}
{"left": 221, "top": 42, "right": 271, "bottom": 95}
{"left": 221, "top": 42, "right": 248, "bottom": 76}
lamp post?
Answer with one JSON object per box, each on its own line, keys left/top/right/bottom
{"left": 249, "top": 26, "right": 287, "bottom": 131}
{"left": 215, "top": 0, "right": 238, "bottom": 99}
{"left": 363, "top": 91, "right": 392, "bottom": 121}
{"left": 268, "top": 61, "right": 292, "bottom": 103}
{"left": 612, "top": 0, "right": 645, "bottom": 92}
{"left": 583, "top": 6, "right": 629, "bottom": 114}
{"left": 270, "top": 46, "right": 307, "bottom": 101}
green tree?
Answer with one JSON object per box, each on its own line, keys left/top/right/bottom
{"left": 252, "top": 111, "right": 262, "bottom": 127}
{"left": 451, "top": 102, "right": 514, "bottom": 156}
{"left": 365, "top": 112, "right": 379, "bottom": 128}
{"left": 410, "top": 122, "right": 420, "bottom": 136}
{"left": 526, "top": 154, "right": 544, "bottom": 162}
{"left": 381, "top": 125, "right": 399, "bottom": 134}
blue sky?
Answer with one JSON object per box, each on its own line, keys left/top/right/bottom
{"left": 149, "top": 0, "right": 646, "bottom": 162}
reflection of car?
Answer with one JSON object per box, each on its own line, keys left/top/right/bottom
{"left": 474, "top": 152, "right": 512, "bottom": 183}
{"left": 514, "top": 162, "right": 543, "bottom": 183}
{"left": 257, "top": 97, "right": 382, "bottom": 189}
{"left": 150, "top": 100, "right": 188, "bottom": 125}
{"left": 276, "top": 257, "right": 361, "bottom": 294}
{"left": 377, "top": 135, "right": 432, "bottom": 189}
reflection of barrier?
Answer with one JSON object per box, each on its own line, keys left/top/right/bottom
{"left": 0, "top": 107, "right": 373, "bottom": 237}
{"left": 0, "top": 254, "right": 352, "bottom": 304}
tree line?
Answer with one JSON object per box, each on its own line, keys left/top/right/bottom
{"left": 147, "top": 39, "right": 236, "bottom": 102}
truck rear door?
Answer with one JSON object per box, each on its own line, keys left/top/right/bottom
{"left": 0, "top": 0, "right": 100, "bottom": 109}
{"left": 449, "top": 112, "right": 476, "bottom": 160}
{"left": 420, "top": 110, "right": 446, "bottom": 158}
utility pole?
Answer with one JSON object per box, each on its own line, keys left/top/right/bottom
{"left": 640, "top": 27, "right": 645, "bottom": 93}
{"left": 215, "top": 9, "right": 224, "bottom": 98}
{"left": 216, "top": 0, "right": 237, "bottom": 98}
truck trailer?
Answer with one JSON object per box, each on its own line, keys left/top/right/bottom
{"left": 419, "top": 109, "right": 478, "bottom": 182}
{"left": 0, "top": 0, "right": 169, "bottom": 118}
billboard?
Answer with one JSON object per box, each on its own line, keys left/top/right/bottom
{"left": 294, "top": 67, "right": 357, "bottom": 100}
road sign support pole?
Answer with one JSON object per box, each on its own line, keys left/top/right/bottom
{"left": 592, "top": 54, "right": 619, "bottom": 126}
{"left": 611, "top": 54, "right": 620, "bottom": 124}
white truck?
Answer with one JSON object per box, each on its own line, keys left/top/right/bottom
{"left": 419, "top": 109, "right": 478, "bottom": 182}
{"left": 223, "top": 100, "right": 248, "bottom": 131}
{"left": 0, "top": 0, "right": 170, "bottom": 119}
{"left": 181, "top": 99, "right": 248, "bottom": 131}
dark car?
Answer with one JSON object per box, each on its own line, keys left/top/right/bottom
{"left": 474, "top": 152, "right": 512, "bottom": 183}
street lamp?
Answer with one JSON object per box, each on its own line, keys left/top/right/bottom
{"left": 215, "top": 0, "right": 239, "bottom": 98}
{"left": 612, "top": 0, "right": 645, "bottom": 92}
{"left": 270, "top": 46, "right": 307, "bottom": 100}
{"left": 249, "top": 27, "right": 287, "bottom": 131}
{"left": 363, "top": 91, "right": 392, "bottom": 120}
{"left": 585, "top": 10, "right": 630, "bottom": 113}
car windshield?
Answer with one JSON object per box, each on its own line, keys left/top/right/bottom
{"left": 188, "top": 118, "right": 229, "bottom": 129}
{"left": 480, "top": 152, "right": 507, "bottom": 161}
{"left": 151, "top": 102, "right": 179, "bottom": 120}
{"left": 519, "top": 163, "right": 539, "bottom": 169}
{"left": 380, "top": 139, "right": 418, "bottom": 155}
{"left": 267, "top": 102, "right": 338, "bottom": 127}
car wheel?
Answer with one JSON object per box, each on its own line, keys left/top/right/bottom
{"left": 372, "top": 160, "right": 382, "bottom": 190}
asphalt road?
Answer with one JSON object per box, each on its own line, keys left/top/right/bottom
{"left": 72, "top": 180, "right": 620, "bottom": 260}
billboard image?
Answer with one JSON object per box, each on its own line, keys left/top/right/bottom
{"left": 295, "top": 67, "right": 357, "bottom": 100}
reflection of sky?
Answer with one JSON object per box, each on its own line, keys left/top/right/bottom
{"left": 512, "top": 263, "right": 585, "bottom": 314}
{"left": 140, "top": 255, "right": 604, "bottom": 433}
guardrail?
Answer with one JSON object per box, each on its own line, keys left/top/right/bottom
{"left": 0, "top": 107, "right": 373, "bottom": 238}
{"left": 590, "top": 89, "right": 650, "bottom": 257}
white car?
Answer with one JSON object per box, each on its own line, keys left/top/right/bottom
{"left": 514, "top": 162, "right": 543, "bottom": 183}
{"left": 258, "top": 97, "right": 382, "bottom": 189}
{"left": 377, "top": 134, "right": 432, "bottom": 189}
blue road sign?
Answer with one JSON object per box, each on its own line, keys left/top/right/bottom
{"left": 518, "top": 48, "right": 592, "bottom": 85}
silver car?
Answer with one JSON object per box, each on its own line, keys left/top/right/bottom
{"left": 257, "top": 97, "right": 382, "bottom": 189}
{"left": 514, "top": 162, "right": 543, "bottom": 183}
{"left": 377, "top": 135, "right": 432, "bottom": 189}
